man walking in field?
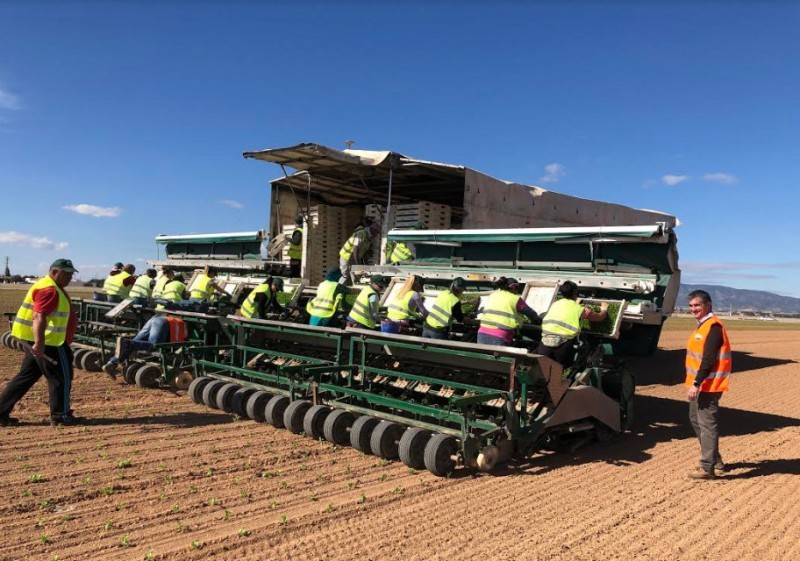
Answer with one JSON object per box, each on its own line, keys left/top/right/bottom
{"left": 685, "top": 289, "right": 732, "bottom": 480}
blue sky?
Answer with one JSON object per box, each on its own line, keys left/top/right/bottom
{"left": 1, "top": 2, "right": 799, "bottom": 295}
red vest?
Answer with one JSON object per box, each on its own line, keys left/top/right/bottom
{"left": 685, "top": 316, "right": 731, "bottom": 392}
{"left": 166, "top": 317, "right": 188, "bottom": 343}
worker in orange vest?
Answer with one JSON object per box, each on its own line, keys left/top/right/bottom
{"left": 685, "top": 289, "right": 732, "bottom": 480}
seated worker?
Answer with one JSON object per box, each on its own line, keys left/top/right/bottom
{"left": 157, "top": 274, "right": 188, "bottom": 309}
{"left": 94, "top": 262, "right": 123, "bottom": 301}
{"left": 307, "top": 266, "right": 349, "bottom": 327}
{"left": 129, "top": 268, "right": 158, "bottom": 306}
{"left": 339, "top": 220, "right": 381, "bottom": 286}
{"left": 422, "top": 277, "right": 466, "bottom": 340}
{"left": 388, "top": 221, "right": 427, "bottom": 264}
{"left": 536, "top": 280, "right": 608, "bottom": 369}
{"left": 188, "top": 265, "right": 228, "bottom": 303}
{"left": 384, "top": 274, "right": 428, "bottom": 333}
{"left": 477, "top": 277, "right": 539, "bottom": 346}
{"left": 104, "top": 263, "right": 136, "bottom": 303}
{"left": 102, "top": 315, "right": 188, "bottom": 379}
{"left": 151, "top": 267, "right": 174, "bottom": 300}
{"left": 345, "top": 275, "right": 390, "bottom": 329}
{"left": 287, "top": 215, "right": 304, "bottom": 278}
{"left": 240, "top": 277, "right": 288, "bottom": 319}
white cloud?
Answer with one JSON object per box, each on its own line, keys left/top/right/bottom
{"left": 0, "top": 88, "right": 21, "bottom": 111}
{"left": 0, "top": 230, "right": 69, "bottom": 250}
{"left": 662, "top": 174, "right": 689, "bottom": 186}
{"left": 63, "top": 204, "right": 122, "bottom": 218}
{"left": 701, "top": 172, "right": 737, "bottom": 184}
{"left": 218, "top": 199, "right": 244, "bottom": 209}
{"left": 539, "top": 163, "right": 565, "bottom": 184}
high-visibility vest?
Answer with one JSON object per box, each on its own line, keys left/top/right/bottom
{"left": 340, "top": 226, "right": 366, "bottom": 261}
{"left": 387, "top": 290, "right": 416, "bottom": 321}
{"left": 157, "top": 280, "right": 186, "bottom": 308}
{"left": 479, "top": 290, "right": 522, "bottom": 331}
{"left": 389, "top": 242, "right": 413, "bottom": 264}
{"left": 287, "top": 227, "right": 303, "bottom": 260}
{"left": 348, "top": 285, "right": 377, "bottom": 328}
{"left": 240, "top": 284, "right": 271, "bottom": 319}
{"left": 152, "top": 275, "right": 170, "bottom": 299}
{"left": 541, "top": 298, "right": 583, "bottom": 339}
{"left": 425, "top": 291, "right": 460, "bottom": 330}
{"left": 165, "top": 317, "right": 188, "bottom": 342}
{"left": 104, "top": 271, "right": 132, "bottom": 298}
{"left": 12, "top": 275, "right": 71, "bottom": 345}
{"left": 306, "top": 280, "right": 342, "bottom": 319}
{"left": 685, "top": 316, "right": 732, "bottom": 393}
{"left": 189, "top": 274, "right": 214, "bottom": 300}
{"left": 129, "top": 275, "right": 154, "bottom": 299}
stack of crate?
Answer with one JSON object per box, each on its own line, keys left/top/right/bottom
{"left": 365, "top": 201, "right": 452, "bottom": 263}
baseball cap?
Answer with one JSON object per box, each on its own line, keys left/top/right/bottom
{"left": 51, "top": 258, "right": 78, "bottom": 273}
{"left": 114, "top": 262, "right": 124, "bottom": 268}
{"left": 272, "top": 277, "right": 285, "bottom": 290}
{"left": 371, "top": 274, "right": 390, "bottom": 288}
{"left": 450, "top": 277, "right": 466, "bottom": 291}
{"left": 414, "top": 221, "right": 427, "bottom": 230}
{"left": 294, "top": 215, "right": 304, "bottom": 224}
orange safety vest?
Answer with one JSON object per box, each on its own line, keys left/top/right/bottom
{"left": 166, "top": 317, "right": 188, "bottom": 343}
{"left": 685, "top": 316, "right": 731, "bottom": 392}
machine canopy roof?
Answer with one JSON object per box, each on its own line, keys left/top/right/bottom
{"left": 156, "top": 231, "right": 264, "bottom": 244}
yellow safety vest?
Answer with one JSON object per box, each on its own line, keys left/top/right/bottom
{"left": 240, "top": 284, "right": 271, "bottom": 319}
{"left": 348, "top": 285, "right": 377, "bottom": 328}
{"left": 306, "top": 280, "right": 342, "bottom": 319}
{"left": 152, "top": 275, "right": 170, "bottom": 299}
{"left": 425, "top": 291, "right": 460, "bottom": 330}
{"left": 340, "top": 227, "right": 366, "bottom": 261}
{"left": 104, "top": 271, "right": 132, "bottom": 298}
{"left": 189, "top": 274, "right": 214, "bottom": 300}
{"left": 541, "top": 299, "right": 583, "bottom": 339}
{"left": 389, "top": 242, "right": 413, "bottom": 264}
{"left": 287, "top": 227, "right": 303, "bottom": 260}
{"left": 129, "top": 275, "right": 154, "bottom": 299}
{"left": 387, "top": 290, "right": 416, "bottom": 321}
{"left": 479, "top": 290, "right": 522, "bottom": 330}
{"left": 157, "top": 280, "right": 186, "bottom": 309}
{"left": 12, "top": 276, "right": 71, "bottom": 345}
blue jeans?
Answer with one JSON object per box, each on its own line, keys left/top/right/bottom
{"left": 477, "top": 332, "right": 512, "bottom": 346}
{"left": 422, "top": 326, "right": 446, "bottom": 340}
{"left": 110, "top": 316, "right": 170, "bottom": 364}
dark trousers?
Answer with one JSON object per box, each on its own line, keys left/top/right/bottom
{"left": 289, "top": 258, "right": 301, "bottom": 278}
{"left": 536, "top": 339, "right": 576, "bottom": 369}
{"left": 689, "top": 391, "right": 723, "bottom": 471}
{"left": 0, "top": 344, "right": 74, "bottom": 422}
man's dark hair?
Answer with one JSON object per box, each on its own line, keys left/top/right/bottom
{"left": 688, "top": 289, "right": 712, "bottom": 305}
{"left": 559, "top": 280, "right": 579, "bottom": 300}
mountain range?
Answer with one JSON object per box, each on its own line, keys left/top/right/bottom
{"left": 677, "top": 284, "right": 800, "bottom": 314}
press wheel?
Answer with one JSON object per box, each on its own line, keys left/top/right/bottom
{"left": 349, "top": 416, "right": 379, "bottom": 453}
{"left": 264, "top": 395, "right": 289, "bottom": 428}
{"left": 399, "top": 427, "right": 431, "bottom": 469}
{"left": 302, "top": 405, "right": 331, "bottom": 439}
{"left": 283, "top": 400, "right": 312, "bottom": 434}
{"left": 245, "top": 391, "right": 272, "bottom": 422}
{"left": 424, "top": 434, "right": 459, "bottom": 477}
{"left": 323, "top": 409, "right": 355, "bottom": 445}
{"left": 231, "top": 387, "right": 257, "bottom": 417}
{"left": 370, "top": 421, "right": 403, "bottom": 460}
{"left": 215, "top": 383, "right": 240, "bottom": 413}
{"left": 135, "top": 363, "right": 162, "bottom": 389}
{"left": 188, "top": 377, "right": 212, "bottom": 404}
{"left": 201, "top": 380, "right": 226, "bottom": 408}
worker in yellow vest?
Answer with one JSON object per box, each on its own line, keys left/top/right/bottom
{"left": 477, "top": 277, "right": 539, "bottom": 346}
{"left": 346, "top": 275, "right": 390, "bottom": 329}
{"left": 339, "top": 220, "right": 381, "bottom": 285}
{"left": 0, "top": 259, "right": 81, "bottom": 427}
{"left": 685, "top": 289, "right": 732, "bottom": 480}
{"left": 287, "top": 215, "right": 304, "bottom": 278}
{"left": 422, "top": 277, "right": 467, "bottom": 340}
{"left": 104, "top": 263, "right": 136, "bottom": 303}
{"left": 240, "top": 277, "right": 287, "bottom": 320}
{"left": 307, "top": 267, "right": 349, "bottom": 327}
{"left": 536, "top": 281, "right": 607, "bottom": 368}
{"left": 383, "top": 274, "right": 428, "bottom": 333}
{"left": 157, "top": 275, "right": 188, "bottom": 309}
{"left": 151, "top": 267, "right": 175, "bottom": 300}
{"left": 188, "top": 266, "right": 228, "bottom": 303}
{"left": 388, "top": 221, "right": 427, "bottom": 264}
{"left": 129, "top": 268, "right": 157, "bottom": 305}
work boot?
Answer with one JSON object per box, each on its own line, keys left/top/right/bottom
{"left": 102, "top": 362, "right": 118, "bottom": 380}
{"left": 0, "top": 416, "right": 20, "bottom": 427}
{"left": 687, "top": 467, "right": 716, "bottom": 480}
{"left": 51, "top": 415, "right": 86, "bottom": 427}
{"left": 714, "top": 459, "right": 726, "bottom": 472}
{"left": 115, "top": 337, "right": 132, "bottom": 360}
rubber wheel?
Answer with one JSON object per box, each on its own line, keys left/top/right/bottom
{"left": 123, "top": 361, "right": 142, "bottom": 385}
{"left": 231, "top": 387, "right": 257, "bottom": 417}
{"left": 264, "top": 395, "right": 289, "bottom": 428}
{"left": 135, "top": 363, "right": 162, "bottom": 389}
{"left": 399, "top": 427, "right": 432, "bottom": 469}
{"left": 215, "top": 383, "right": 240, "bottom": 413}
{"left": 245, "top": 391, "right": 272, "bottom": 422}
{"left": 370, "top": 421, "right": 404, "bottom": 460}
{"left": 80, "top": 350, "right": 102, "bottom": 372}
{"left": 283, "top": 400, "right": 312, "bottom": 434}
{"left": 323, "top": 409, "right": 355, "bottom": 445}
{"left": 350, "top": 416, "right": 380, "bottom": 453}
{"left": 188, "top": 377, "right": 212, "bottom": 404}
{"left": 202, "top": 380, "right": 226, "bottom": 408}
{"left": 302, "top": 405, "right": 331, "bottom": 439}
{"left": 1, "top": 331, "right": 10, "bottom": 348}
{"left": 72, "top": 348, "right": 88, "bottom": 367}
{"left": 424, "top": 434, "right": 459, "bottom": 477}
{"left": 173, "top": 370, "right": 194, "bottom": 390}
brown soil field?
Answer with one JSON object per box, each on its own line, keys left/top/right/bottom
{"left": 1, "top": 288, "right": 799, "bottom": 561}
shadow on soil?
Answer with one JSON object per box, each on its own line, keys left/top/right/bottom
{"left": 84, "top": 411, "right": 234, "bottom": 427}
{"left": 626, "top": 348, "right": 796, "bottom": 386}
{"left": 506, "top": 393, "right": 800, "bottom": 477}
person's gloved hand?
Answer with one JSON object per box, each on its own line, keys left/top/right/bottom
{"left": 600, "top": 302, "right": 609, "bottom": 313}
